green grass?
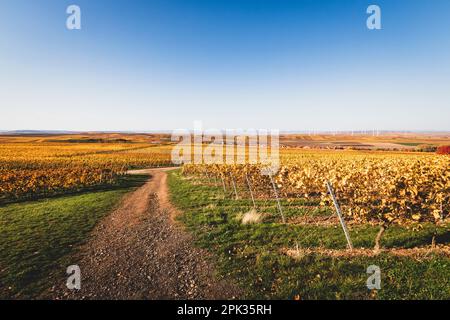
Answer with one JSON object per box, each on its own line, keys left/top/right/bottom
{"left": 396, "top": 142, "right": 423, "bottom": 147}
{"left": 168, "top": 170, "right": 450, "bottom": 300}
{"left": 0, "top": 175, "right": 147, "bottom": 299}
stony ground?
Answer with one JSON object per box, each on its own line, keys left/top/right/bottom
{"left": 46, "top": 168, "right": 240, "bottom": 300}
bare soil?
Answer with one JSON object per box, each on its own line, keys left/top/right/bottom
{"left": 283, "top": 245, "right": 450, "bottom": 260}
{"left": 46, "top": 168, "right": 240, "bottom": 300}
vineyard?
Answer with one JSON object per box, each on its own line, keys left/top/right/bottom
{"left": 2, "top": 138, "right": 448, "bottom": 250}
{"left": 0, "top": 141, "right": 173, "bottom": 203}
{"left": 166, "top": 150, "right": 449, "bottom": 299}
{"left": 1, "top": 136, "right": 449, "bottom": 299}
{"left": 182, "top": 150, "right": 450, "bottom": 252}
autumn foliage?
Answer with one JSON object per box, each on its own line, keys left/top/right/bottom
{"left": 0, "top": 143, "right": 173, "bottom": 203}
{"left": 437, "top": 145, "right": 450, "bottom": 155}
{"left": 183, "top": 151, "right": 450, "bottom": 226}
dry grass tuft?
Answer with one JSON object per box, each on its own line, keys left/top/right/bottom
{"left": 241, "top": 208, "right": 263, "bottom": 225}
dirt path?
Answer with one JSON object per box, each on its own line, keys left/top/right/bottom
{"left": 48, "top": 168, "right": 240, "bottom": 300}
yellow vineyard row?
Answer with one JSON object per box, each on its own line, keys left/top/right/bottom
{"left": 0, "top": 143, "right": 173, "bottom": 201}
{"left": 183, "top": 152, "right": 450, "bottom": 226}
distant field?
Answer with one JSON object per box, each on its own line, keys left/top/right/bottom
{"left": 0, "top": 136, "right": 173, "bottom": 203}
{"left": 279, "top": 133, "right": 450, "bottom": 150}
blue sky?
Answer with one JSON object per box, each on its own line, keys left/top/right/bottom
{"left": 0, "top": 0, "right": 449, "bottom": 131}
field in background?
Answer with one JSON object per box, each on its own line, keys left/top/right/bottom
{"left": 0, "top": 134, "right": 173, "bottom": 204}
{"left": 0, "top": 132, "right": 449, "bottom": 299}
{"left": 280, "top": 132, "right": 450, "bottom": 151}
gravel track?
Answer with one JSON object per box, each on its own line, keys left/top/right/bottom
{"left": 47, "top": 168, "right": 240, "bottom": 300}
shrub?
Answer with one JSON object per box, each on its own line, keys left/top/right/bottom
{"left": 415, "top": 144, "right": 437, "bottom": 152}
{"left": 436, "top": 145, "right": 450, "bottom": 155}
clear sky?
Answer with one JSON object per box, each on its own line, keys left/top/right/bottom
{"left": 0, "top": 0, "right": 449, "bottom": 131}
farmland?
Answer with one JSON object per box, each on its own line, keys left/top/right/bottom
{"left": 172, "top": 150, "right": 450, "bottom": 299}
{"left": 0, "top": 135, "right": 173, "bottom": 204}
{"left": 184, "top": 150, "right": 450, "bottom": 247}
{"left": 169, "top": 168, "right": 450, "bottom": 299}
{"left": 0, "top": 133, "right": 449, "bottom": 299}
